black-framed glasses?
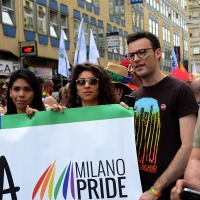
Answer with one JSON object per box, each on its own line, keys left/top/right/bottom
{"left": 76, "top": 78, "right": 99, "bottom": 86}
{"left": 125, "top": 48, "right": 154, "bottom": 61}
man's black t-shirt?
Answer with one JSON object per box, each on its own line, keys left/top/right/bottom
{"left": 130, "top": 76, "right": 198, "bottom": 200}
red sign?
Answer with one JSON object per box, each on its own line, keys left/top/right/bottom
{"left": 22, "top": 46, "right": 34, "bottom": 54}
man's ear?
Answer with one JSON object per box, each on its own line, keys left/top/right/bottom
{"left": 10, "top": 90, "right": 12, "bottom": 97}
{"left": 155, "top": 48, "right": 162, "bottom": 60}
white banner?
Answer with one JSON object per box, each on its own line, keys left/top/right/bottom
{"left": 0, "top": 105, "right": 142, "bottom": 200}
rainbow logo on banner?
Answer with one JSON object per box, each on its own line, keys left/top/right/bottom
{"left": 32, "top": 161, "right": 75, "bottom": 200}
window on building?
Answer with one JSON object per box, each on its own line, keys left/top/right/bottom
{"left": 109, "top": 0, "right": 125, "bottom": 20}
{"left": 98, "top": 27, "right": 104, "bottom": 49}
{"left": 37, "top": 4, "right": 47, "bottom": 34}
{"left": 120, "top": 0, "right": 125, "bottom": 20}
{"left": 109, "top": 0, "right": 114, "bottom": 15}
{"left": 61, "top": 14, "right": 69, "bottom": 41}
{"left": 193, "top": 46, "right": 200, "bottom": 55}
{"left": 93, "top": 0, "right": 99, "bottom": 7}
{"left": 132, "top": 8, "right": 143, "bottom": 29}
{"left": 50, "top": 10, "right": 58, "bottom": 37}
{"left": 162, "top": 51, "right": 171, "bottom": 69}
{"left": 148, "top": 0, "right": 159, "bottom": 10}
{"left": 167, "top": 29, "right": 170, "bottom": 43}
{"left": 184, "top": 39, "right": 188, "bottom": 52}
{"left": 174, "top": 33, "right": 180, "bottom": 46}
{"left": 161, "top": 1, "right": 171, "bottom": 20}
{"left": 113, "top": 33, "right": 119, "bottom": 54}
{"left": 107, "top": 31, "right": 113, "bottom": 52}
{"left": 149, "top": 18, "right": 158, "bottom": 37}
{"left": 181, "top": 0, "right": 187, "bottom": 10}
{"left": 191, "top": 28, "right": 200, "bottom": 37}
{"left": 2, "top": 0, "right": 14, "bottom": 26}
{"left": 141, "top": 15, "right": 144, "bottom": 30}
{"left": 115, "top": 0, "right": 120, "bottom": 18}
{"left": 191, "top": 10, "right": 199, "bottom": 19}
{"left": 172, "top": 9, "right": 181, "bottom": 27}
{"left": 86, "top": 0, "right": 99, "bottom": 7}
{"left": 136, "top": 11, "right": 140, "bottom": 27}
{"left": 74, "top": 19, "right": 80, "bottom": 42}
{"left": 23, "top": 0, "right": 34, "bottom": 31}
{"left": 132, "top": 8, "right": 136, "bottom": 26}
{"left": 160, "top": 0, "right": 163, "bottom": 14}
{"left": 85, "top": 0, "right": 99, "bottom": 6}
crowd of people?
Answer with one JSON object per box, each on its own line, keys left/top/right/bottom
{"left": 0, "top": 31, "right": 200, "bottom": 200}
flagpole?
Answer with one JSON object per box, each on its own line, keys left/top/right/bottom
{"left": 61, "top": 75, "right": 63, "bottom": 87}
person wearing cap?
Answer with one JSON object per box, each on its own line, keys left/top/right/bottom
{"left": 105, "top": 62, "right": 138, "bottom": 103}
{"left": 122, "top": 31, "right": 198, "bottom": 200}
{"left": 120, "top": 58, "right": 143, "bottom": 88}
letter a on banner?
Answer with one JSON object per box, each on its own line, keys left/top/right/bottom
{"left": 0, "top": 156, "right": 20, "bottom": 200}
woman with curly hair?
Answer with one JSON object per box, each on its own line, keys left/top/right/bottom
{"left": 67, "top": 63, "right": 116, "bottom": 108}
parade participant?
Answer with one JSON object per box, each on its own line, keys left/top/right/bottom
{"left": 170, "top": 108, "right": 200, "bottom": 200}
{"left": 105, "top": 62, "right": 137, "bottom": 103}
{"left": 59, "top": 83, "right": 70, "bottom": 106}
{"left": 66, "top": 63, "right": 116, "bottom": 108}
{"left": 122, "top": 31, "right": 198, "bottom": 200}
{"left": 42, "top": 79, "right": 57, "bottom": 106}
{"left": 42, "top": 79, "right": 54, "bottom": 99}
{"left": 120, "top": 58, "right": 143, "bottom": 88}
{"left": 0, "top": 72, "right": 13, "bottom": 114}
{"left": 191, "top": 77, "right": 200, "bottom": 106}
{"left": 6, "top": 69, "right": 44, "bottom": 117}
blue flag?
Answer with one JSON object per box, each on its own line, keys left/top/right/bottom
{"left": 171, "top": 47, "right": 179, "bottom": 69}
{"left": 131, "top": 0, "right": 143, "bottom": 4}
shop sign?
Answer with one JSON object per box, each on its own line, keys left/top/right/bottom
{"left": 28, "top": 66, "right": 52, "bottom": 79}
{"left": 0, "top": 60, "right": 20, "bottom": 76}
{"left": 20, "top": 41, "right": 37, "bottom": 57}
{"left": 106, "top": 32, "right": 119, "bottom": 50}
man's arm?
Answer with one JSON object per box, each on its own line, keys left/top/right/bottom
{"left": 139, "top": 113, "right": 196, "bottom": 200}
{"left": 184, "top": 148, "right": 200, "bottom": 189}
{"left": 170, "top": 148, "right": 200, "bottom": 200}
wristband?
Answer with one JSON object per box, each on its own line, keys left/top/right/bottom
{"left": 150, "top": 186, "right": 161, "bottom": 197}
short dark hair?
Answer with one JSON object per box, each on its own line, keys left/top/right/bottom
{"left": 127, "top": 31, "right": 161, "bottom": 51}
{"left": 67, "top": 63, "right": 116, "bottom": 108}
{"left": 6, "top": 68, "right": 44, "bottom": 114}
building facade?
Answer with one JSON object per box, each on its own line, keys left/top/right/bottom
{"left": 0, "top": 0, "right": 190, "bottom": 84}
{"left": 188, "top": 0, "right": 200, "bottom": 73}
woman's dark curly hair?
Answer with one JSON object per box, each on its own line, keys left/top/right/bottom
{"left": 6, "top": 68, "right": 44, "bottom": 114}
{"left": 67, "top": 63, "right": 117, "bottom": 108}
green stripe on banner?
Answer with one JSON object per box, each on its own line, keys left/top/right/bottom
{"left": 2, "top": 104, "right": 134, "bottom": 129}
